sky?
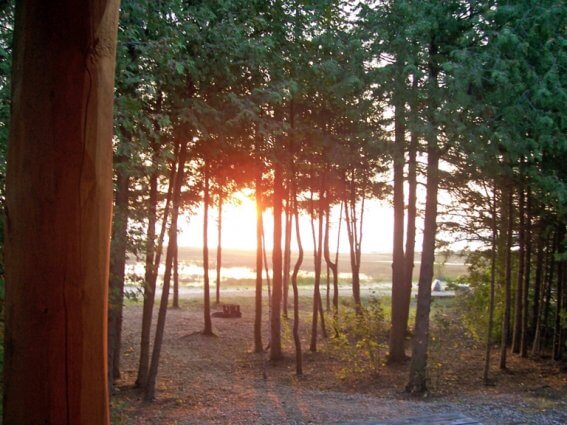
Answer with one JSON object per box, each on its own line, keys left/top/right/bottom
{"left": 177, "top": 190, "right": 425, "bottom": 254}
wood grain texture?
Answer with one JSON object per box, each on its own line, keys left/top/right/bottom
{"left": 4, "top": 1, "right": 120, "bottom": 423}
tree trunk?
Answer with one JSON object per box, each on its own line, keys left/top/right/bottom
{"left": 270, "top": 160, "right": 284, "bottom": 360}
{"left": 202, "top": 162, "right": 213, "bottom": 335}
{"left": 216, "top": 194, "right": 223, "bottom": 305}
{"left": 288, "top": 191, "right": 303, "bottom": 377}
{"left": 334, "top": 204, "right": 342, "bottom": 313}
{"left": 402, "top": 74, "right": 419, "bottom": 342}
{"left": 483, "top": 184, "right": 498, "bottom": 384}
{"left": 108, "top": 152, "right": 130, "bottom": 389}
{"left": 310, "top": 190, "right": 325, "bottom": 352}
{"left": 326, "top": 263, "right": 331, "bottom": 311}
{"left": 389, "top": 77, "right": 407, "bottom": 363}
{"left": 407, "top": 146, "right": 439, "bottom": 394}
{"left": 407, "top": 42, "right": 439, "bottom": 394}
{"left": 4, "top": 2, "right": 119, "bottom": 421}
{"left": 324, "top": 205, "right": 340, "bottom": 333}
{"left": 532, "top": 231, "right": 549, "bottom": 356}
{"left": 283, "top": 194, "right": 292, "bottom": 318}
{"left": 542, "top": 234, "right": 557, "bottom": 351}
{"left": 262, "top": 224, "right": 272, "bottom": 303}
{"left": 254, "top": 168, "right": 264, "bottom": 353}
{"left": 172, "top": 219, "right": 180, "bottom": 308}
{"left": 344, "top": 195, "right": 362, "bottom": 312}
{"left": 144, "top": 141, "right": 188, "bottom": 401}
{"left": 520, "top": 189, "right": 532, "bottom": 357}
{"left": 553, "top": 229, "right": 565, "bottom": 361}
{"left": 136, "top": 142, "right": 178, "bottom": 388}
{"left": 500, "top": 187, "right": 514, "bottom": 369}
{"left": 512, "top": 186, "right": 525, "bottom": 354}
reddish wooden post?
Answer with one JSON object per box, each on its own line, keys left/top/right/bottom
{"left": 4, "top": 1, "right": 120, "bottom": 423}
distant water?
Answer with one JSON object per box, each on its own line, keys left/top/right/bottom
{"left": 125, "top": 261, "right": 373, "bottom": 286}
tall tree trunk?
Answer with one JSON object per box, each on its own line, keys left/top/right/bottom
{"left": 402, "top": 74, "right": 419, "bottom": 342}
{"left": 520, "top": 189, "right": 532, "bottom": 357}
{"left": 512, "top": 186, "right": 526, "bottom": 354}
{"left": 324, "top": 204, "right": 340, "bottom": 333}
{"left": 144, "top": 141, "right": 188, "bottom": 401}
{"left": 389, "top": 77, "right": 407, "bottom": 363}
{"left": 108, "top": 152, "right": 130, "bottom": 389}
{"left": 291, "top": 187, "right": 304, "bottom": 375}
{"left": 532, "top": 231, "right": 548, "bottom": 356}
{"left": 553, "top": 228, "right": 565, "bottom": 361}
{"left": 172, "top": 218, "right": 180, "bottom": 308}
{"left": 283, "top": 194, "right": 292, "bottom": 318}
{"left": 270, "top": 160, "right": 284, "bottom": 360}
{"left": 407, "top": 147, "right": 439, "bottom": 394}
{"left": 532, "top": 235, "right": 553, "bottom": 356}
{"left": 4, "top": 2, "right": 119, "bottom": 422}
{"left": 407, "top": 41, "right": 439, "bottom": 394}
{"left": 344, "top": 193, "right": 363, "bottom": 312}
{"left": 136, "top": 142, "right": 178, "bottom": 388}
{"left": 254, "top": 168, "right": 264, "bottom": 353}
{"left": 334, "top": 204, "right": 342, "bottom": 313}
{"left": 310, "top": 188, "right": 325, "bottom": 352}
{"left": 216, "top": 193, "right": 223, "bottom": 305}
{"left": 202, "top": 162, "right": 213, "bottom": 335}
{"left": 262, "top": 224, "right": 272, "bottom": 303}
{"left": 483, "top": 184, "right": 498, "bottom": 384}
{"left": 542, "top": 234, "right": 557, "bottom": 351}
{"left": 500, "top": 187, "right": 514, "bottom": 369}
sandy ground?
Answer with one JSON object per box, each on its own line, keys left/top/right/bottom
{"left": 111, "top": 293, "right": 567, "bottom": 424}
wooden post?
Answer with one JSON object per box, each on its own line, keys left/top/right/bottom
{"left": 4, "top": 1, "right": 120, "bottom": 423}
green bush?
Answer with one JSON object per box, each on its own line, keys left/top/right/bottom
{"left": 326, "top": 297, "right": 387, "bottom": 378}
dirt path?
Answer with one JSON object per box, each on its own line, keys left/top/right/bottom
{"left": 112, "top": 295, "right": 567, "bottom": 424}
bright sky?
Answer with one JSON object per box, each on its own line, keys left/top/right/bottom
{"left": 177, "top": 190, "right": 425, "bottom": 254}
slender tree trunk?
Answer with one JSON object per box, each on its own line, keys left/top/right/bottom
{"left": 407, "top": 42, "right": 439, "bottom": 394}
{"left": 310, "top": 190, "right": 325, "bottom": 351}
{"left": 108, "top": 152, "right": 130, "bottom": 388}
{"left": 4, "top": 2, "right": 119, "bottom": 422}
{"left": 553, "top": 230, "right": 565, "bottom": 361}
{"left": 291, "top": 181, "right": 303, "bottom": 375}
{"left": 389, "top": 78, "right": 407, "bottom": 362}
{"left": 344, "top": 195, "right": 362, "bottom": 312}
{"left": 407, "top": 146, "right": 439, "bottom": 394}
{"left": 532, "top": 236, "right": 553, "bottom": 356}
{"left": 326, "top": 263, "right": 331, "bottom": 312}
{"left": 500, "top": 187, "right": 514, "bottom": 369}
{"left": 334, "top": 204, "right": 342, "bottom": 313}
{"left": 216, "top": 194, "right": 223, "bottom": 305}
{"left": 172, "top": 219, "right": 180, "bottom": 308}
{"left": 283, "top": 194, "right": 292, "bottom": 318}
{"left": 402, "top": 74, "right": 419, "bottom": 340}
{"left": 483, "top": 185, "right": 498, "bottom": 384}
{"left": 512, "top": 186, "right": 526, "bottom": 354}
{"left": 324, "top": 205, "right": 340, "bottom": 333}
{"left": 532, "top": 232, "right": 548, "bottom": 356}
{"left": 262, "top": 224, "right": 272, "bottom": 303}
{"left": 542, "top": 234, "right": 557, "bottom": 351}
{"left": 202, "top": 163, "right": 213, "bottom": 335}
{"left": 144, "top": 141, "right": 188, "bottom": 401}
{"left": 136, "top": 142, "right": 178, "bottom": 388}
{"left": 520, "top": 189, "right": 532, "bottom": 357}
{"left": 270, "top": 160, "right": 284, "bottom": 360}
{"left": 254, "top": 171, "right": 264, "bottom": 354}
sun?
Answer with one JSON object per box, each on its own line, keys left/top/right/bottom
{"left": 177, "top": 189, "right": 400, "bottom": 254}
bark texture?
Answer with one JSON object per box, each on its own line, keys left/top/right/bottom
{"left": 4, "top": 1, "right": 120, "bottom": 422}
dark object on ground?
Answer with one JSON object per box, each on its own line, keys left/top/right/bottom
{"left": 346, "top": 412, "right": 481, "bottom": 425}
{"left": 212, "top": 304, "right": 242, "bottom": 318}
